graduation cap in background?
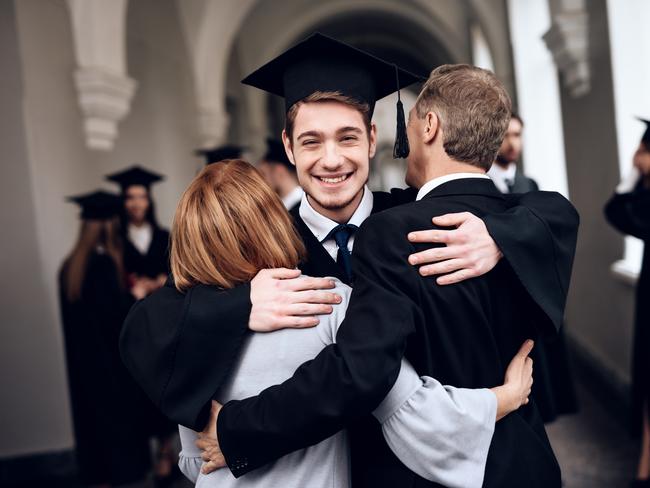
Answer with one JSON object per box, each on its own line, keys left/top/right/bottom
{"left": 66, "top": 190, "right": 122, "bottom": 220}
{"left": 195, "top": 145, "right": 245, "bottom": 165}
{"left": 637, "top": 117, "right": 650, "bottom": 147}
{"left": 105, "top": 165, "right": 164, "bottom": 192}
{"left": 263, "top": 138, "right": 294, "bottom": 171}
{"left": 241, "top": 32, "right": 423, "bottom": 158}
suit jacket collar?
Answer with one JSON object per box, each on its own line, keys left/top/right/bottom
{"left": 419, "top": 177, "right": 505, "bottom": 201}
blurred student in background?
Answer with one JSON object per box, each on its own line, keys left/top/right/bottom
{"left": 59, "top": 191, "right": 151, "bottom": 487}
{"left": 605, "top": 118, "right": 650, "bottom": 488}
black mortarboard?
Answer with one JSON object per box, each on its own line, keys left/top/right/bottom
{"left": 263, "top": 138, "right": 293, "bottom": 170}
{"left": 637, "top": 117, "right": 650, "bottom": 147}
{"left": 242, "top": 33, "right": 423, "bottom": 158}
{"left": 66, "top": 190, "right": 122, "bottom": 220}
{"left": 105, "top": 165, "right": 164, "bottom": 191}
{"left": 194, "top": 145, "right": 244, "bottom": 165}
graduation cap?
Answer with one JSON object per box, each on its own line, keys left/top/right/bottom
{"left": 262, "top": 138, "right": 294, "bottom": 171}
{"left": 66, "top": 190, "right": 122, "bottom": 220}
{"left": 195, "top": 145, "right": 245, "bottom": 165}
{"left": 105, "top": 165, "right": 164, "bottom": 191}
{"left": 242, "top": 33, "right": 423, "bottom": 158}
{"left": 637, "top": 117, "right": 650, "bottom": 147}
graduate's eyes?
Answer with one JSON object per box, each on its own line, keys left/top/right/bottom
{"left": 302, "top": 139, "right": 320, "bottom": 147}
{"left": 340, "top": 135, "right": 359, "bottom": 143}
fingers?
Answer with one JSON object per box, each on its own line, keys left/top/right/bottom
{"left": 266, "top": 268, "right": 302, "bottom": 280}
{"left": 284, "top": 303, "right": 334, "bottom": 316}
{"left": 417, "top": 258, "right": 468, "bottom": 277}
{"left": 435, "top": 268, "right": 475, "bottom": 286}
{"left": 408, "top": 246, "right": 457, "bottom": 265}
{"left": 430, "top": 212, "right": 472, "bottom": 228}
{"left": 408, "top": 229, "right": 456, "bottom": 244}
{"left": 201, "top": 459, "right": 224, "bottom": 475}
{"left": 285, "top": 277, "right": 336, "bottom": 292}
{"left": 290, "top": 290, "right": 342, "bottom": 305}
{"left": 517, "top": 339, "right": 535, "bottom": 358}
{"left": 272, "top": 315, "right": 320, "bottom": 329}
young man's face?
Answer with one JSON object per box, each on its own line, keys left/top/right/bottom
{"left": 284, "top": 101, "right": 376, "bottom": 218}
{"left": 498, "top": 118, "right": 523, "bottom": 164}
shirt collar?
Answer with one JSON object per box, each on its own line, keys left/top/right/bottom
{"left": 415, "top": 173, "right": 490, "bottom": 201}
{"left": 487, "top": 162, "right": 517, "bottom": 193}
{"left": 281, "top": 185, "right": 304, "bottom": 210}
{"left": 299, "top": 185, "right": 374, "bottom": 242}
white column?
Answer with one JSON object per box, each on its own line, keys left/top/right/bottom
{"left": 65, "top": 0, "right": 137, "bottom": 151}
{"left": 606, "top": 0, "right": 650, "bottom": 280}
{"left": 507, "top": 0, "right": 569, "bottom": 197}
{"left": 471, "top": 23, "right": 495, "bottom": 71}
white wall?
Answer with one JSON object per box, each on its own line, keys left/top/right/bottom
{"left": 606, "top": 0, "right": 650, "bottom": 279}
{"left": 507, "top": 0, "right": 569, "bottom": 196}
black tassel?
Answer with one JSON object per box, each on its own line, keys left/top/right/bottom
{"left": 393, "top": 66, "right": 409, "bottom": 158}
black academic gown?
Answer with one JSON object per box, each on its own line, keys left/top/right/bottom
{"left": 119, "top": 186, "right": 579, "bottom": 484}
{"left": 504, "top": 172, "right": 578, "bottom": 422}
{"left": 605, "top": 181, "right": 650, "bottom": 434}
{"left": 123, "top": 225, "right": 175, "bottom": 438}
{"left": 59, "top": 253, "right": 150, "bottom": 485}
{"left": 123, "top": 226, "right": 170, "bottom": 279}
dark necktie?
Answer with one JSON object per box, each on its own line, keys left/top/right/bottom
{"left": 325, "top": 224, "right": 358, "bottom": 283}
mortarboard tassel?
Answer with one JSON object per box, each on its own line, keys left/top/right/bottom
{"left": 393, "top": 65, "right": 410, "bottom": 158}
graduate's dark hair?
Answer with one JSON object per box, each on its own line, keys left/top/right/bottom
{"left": 510, "top": 111, "right": 524, "bottom": 127}
{"left": 170, "top": 159, "right": 305, "bottom": 291}
{"left": 415, "top": 64, "right": 512, "bottom": 170}
{"left": 62, "top": 218, "right": 125, "bottom": 302}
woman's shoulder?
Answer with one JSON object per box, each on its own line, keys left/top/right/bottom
{"left": 301, "top": 276, "right": 351, "bottom": 346}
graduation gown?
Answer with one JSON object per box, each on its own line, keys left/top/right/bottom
{"left": 123, "top": 226, "right": 170, "bottom": 279}
{"left": 605, "top": 181, "right": 650, "bottom": 434}
{"left": 119, "top": 186, "right": 579, "bottom": 481}
{"left": 59, "top": 253, "right": 150, "bottom": 485}
{"left": 501, "top": 173, "right": 578, "bottom": 422}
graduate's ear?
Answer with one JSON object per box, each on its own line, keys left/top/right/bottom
{"left": 282, "top": 129, "right": 296, "bottom": 166}
{"left": 423, "top": 111, "right": 439, "bottom": 145}
{"left": 368, "top": 123, "right": 377, "bottom": 159}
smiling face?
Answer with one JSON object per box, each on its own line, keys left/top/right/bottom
{"left": 283, "top": 100, "right": 376, "bottom": 222}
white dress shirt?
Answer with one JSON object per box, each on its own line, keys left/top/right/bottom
{"left": 128, "top": 222, "right": 153, "bottom": 255}
{"left": 281, "top": 185, "right": 304, "bottom": 210}
{"left": 416, "top": 173, "right": 491, "bottom": 201}
{"left": 487, "top": 163, "right": 517, "bottom": 194}
{"left": 299, "top": 185, "right": 374, "bottom": 261}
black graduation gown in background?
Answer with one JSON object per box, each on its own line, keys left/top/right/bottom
{"left": 122, "top": 225, "right": 175, "bottom": 437}
{"left": 605, "top": 181, "right": 650, "bottom": 434}
{"left": 123, "top": 226, "right": 170, "bottom": 279}
{"left": 119, "top": 186, "right": 578, "bottom": 437}
{"left": 59, "top": 253, "right": 150, "bottom": 485}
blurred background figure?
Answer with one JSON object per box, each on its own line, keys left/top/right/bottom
{"left": 605, "top": 119, "right": 650, "bottom": 487}
{"left": 257, "top": 138, "right": 303, "bottom": 211}
{"left": 488, "top": 112, "right": 579, "bottom": 423}
{"left": 489, "top": 112, "right": 538, "bottom": 193}
{"left": 59, "top": 191, "right": 151, "bottom": 487}
{"left": 106, "top": 166, "right": 179, "bottom": 487}
{"left": 194, "top": 145, "right": 245, "bottom": 166}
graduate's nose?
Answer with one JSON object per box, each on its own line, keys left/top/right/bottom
{"left": 321, "top": 140, "right": 344, "bottom": 169}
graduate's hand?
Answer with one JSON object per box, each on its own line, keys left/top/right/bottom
{"left": 249, "top": 268, "right": 342, "bottom": 332}
{"left": 197, "top": 400, "right": 226, "bottom": 474}
{"left": 407, "top": 212, "right": 503, "bottom": 285}
{"left": 491, "top": 340, "right": 534, "bottom": 421}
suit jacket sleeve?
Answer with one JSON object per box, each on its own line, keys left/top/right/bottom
{"left": 119, "top": 282, "right": 252, "bottom": 430}
{"left": 604, "top": 183, "right": 650, "bottom": 240}
{"left": 481, "top": 191, "right": 579, "bottom": 334}
{"left": 217, "top": 212, "right": 422, "bottom": 477}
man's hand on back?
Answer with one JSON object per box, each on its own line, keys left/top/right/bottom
{"left": 407, "top": 212, "right": 503, "bottom": 285}
{"left": 249, "top": 268, "right": 342, "bottom": 332}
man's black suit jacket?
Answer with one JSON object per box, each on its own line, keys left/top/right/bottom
{"left": 119, "top": 186, "right": 578, "bottom": 485}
